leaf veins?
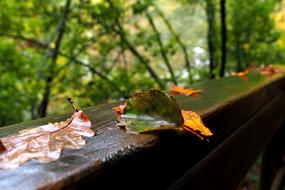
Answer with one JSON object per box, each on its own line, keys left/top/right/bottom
{"left": 0, "top": 109, "right": 95, "bottom": 169}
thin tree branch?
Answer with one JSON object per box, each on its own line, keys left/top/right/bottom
{"left": 104, "top": 0, "right": 165, "bottom": 89}
{"left": 0, "top": 33, "right": 125, "bottom": 96}
{"left": 59, "top": 52, "right": 126, "bottom": 96}
{"left": 155, "top": 6, "right": 193, "bottom": 83}
{"left": 206, "top": 0, "right": 216, "bottom": 79}
{"left": 0, "top": 33, "right": 49, "bottom": 48}
{"left": 145, "top": 10, "right": 177, "bottom": 85}
{"left": 121, "top": 45, "right": 128, "bottom": 76}
{"left": 38, "top": 0, "right": 72, "bottom": 118}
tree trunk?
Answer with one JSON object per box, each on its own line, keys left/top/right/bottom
{"left": 206, "top": 0, "right": 216, "bottom": 79}
{"left": 219, "top": 0, "right": 227, "bottom": 77}
{"left": 37, "top": 0, "right": 71, "bottom": 118}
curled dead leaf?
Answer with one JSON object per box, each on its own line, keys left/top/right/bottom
{"left": 0, "top": 109, "right": 95, "bottom": 169}
{"left": 170, "top": 85, "right": 202, "bottom": 96}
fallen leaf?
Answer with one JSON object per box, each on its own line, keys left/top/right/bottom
{"left": 170, "top": 85, "right": 202, "bottom": 96}
{"left": 259, "top": 64, "right": 281, "bottom": 76}
{"left": 230, "top": 70, "right": 250, "bottom": 81}
{"left": 182, "top": 110, "right": 213, "bottom": 139}
{"left": 113, "top": 90, "right": 213, "bottom": 140}
{"left": 0, "top": 99, "right": 95, "bottom": 169}
{"left": 112, "top": 103, "right": 127, "bottom": 117}
{"left": 114, "top": 90, "right": 182, "bottom": 134}
{"left": 126, "top": 90, "right": 182, "bottom": 125}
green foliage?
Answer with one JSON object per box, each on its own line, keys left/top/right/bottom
{"left": 0, "top": 0, "right": 284, "bottom": 126}
{"left": 227, "top": 0, "right": 284, "bottom": 71}
{"left": 0, "top": 40, "right": 38, "bottom": 125}
{"left": 118, "top": 89, "right": 183, "bottom": 134}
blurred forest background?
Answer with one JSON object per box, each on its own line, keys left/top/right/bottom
{"left": 1, "top": 0, "right": 285, "bottom": 127}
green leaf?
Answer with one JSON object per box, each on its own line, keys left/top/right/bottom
{"left": 117, "top": 90, "right": 183, "bottom": 133}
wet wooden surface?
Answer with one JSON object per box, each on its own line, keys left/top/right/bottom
{"left": 170, "top": 92, "right": 285, "bottom": 190}
{"left": 0, "top": 72, "right": 284, "bottom": 190}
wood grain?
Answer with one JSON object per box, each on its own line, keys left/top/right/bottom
{"left": 0, "top": 72, "right": 284, "bottom": 190}
{"left": 170, "top": 92, "right": 285, "bottom": 190}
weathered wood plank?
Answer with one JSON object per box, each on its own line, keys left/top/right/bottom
{"left": 169, "top": 92, "right": 285, "bottom": 190}
{"left": 259, "top": 121, "right": 285, "bottom": 190}
{"left": 0, "top": 72, "right": 284, "bottom": 190}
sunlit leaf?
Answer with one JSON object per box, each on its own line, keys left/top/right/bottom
{"left": 182, "top": 110, "right": 213, "bottom": 140}
{"left": 170, "top": 85, "right": 202, "bottom": 96}
{"left": 0, "top": 107, "right": 95, "bottom": 169}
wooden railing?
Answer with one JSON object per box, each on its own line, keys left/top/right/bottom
{"left": 0, "top": 71, "right": 285, "bottom": 190}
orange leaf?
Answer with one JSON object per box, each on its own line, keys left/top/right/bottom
{"left": 112, "top": 103, "right": 127, "bottom": 117}
{"left": 181, "top": 110, "right": 213, "bottom": 139}
{"left": 0, "top": 110, "right": 95, "bottom": 169}
{"left": 230, "top": 70, "right": 250, "bottom": 81}
{"left": 259, "top": 64, "right": 281, "bottom": 76}
{"left": 170, "top": 85, "right": 202, "bottom": 96}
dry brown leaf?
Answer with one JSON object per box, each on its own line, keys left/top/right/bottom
{"left": 181, "top": 110, "right": 213, "bottom": 140}
{"left": 170, "top": 85, "right": 202, "bottom": 96}
{"left": 0, "top": 110, "right": 95, "bottom": 169}
{"left": 230, "top": 70, "right": 250, "bottom": 81}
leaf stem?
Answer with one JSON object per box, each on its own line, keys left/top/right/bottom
{"left": 67, "top": 98, "right": 79, "bottom": 112}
